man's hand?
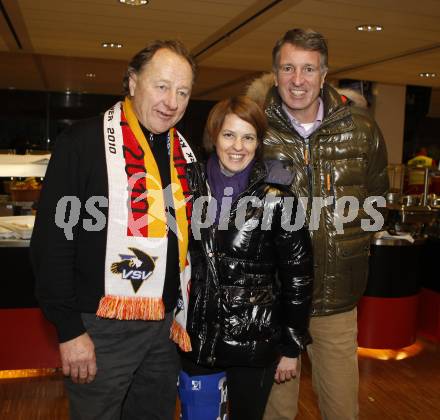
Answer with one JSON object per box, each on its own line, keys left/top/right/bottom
{"left": 59, "top": 333, "right": 97, "bottom": 384}
{"left": 274, "top": 356, "right": 298, "bottom": 384}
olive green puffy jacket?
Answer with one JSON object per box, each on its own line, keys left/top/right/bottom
{"left": 263, "top": 83, "right": 389, "bottom": 317}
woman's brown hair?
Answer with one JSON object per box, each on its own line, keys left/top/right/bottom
{"left": 203, "top": 96, "right": 267, "bottom": 159}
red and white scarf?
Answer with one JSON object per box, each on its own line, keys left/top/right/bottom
{"left": 96, "top": 98, "right": 195, "bottom": 351}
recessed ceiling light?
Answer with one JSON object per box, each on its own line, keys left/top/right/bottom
{"left": 419, "top": 72, "right": 437, "bottom": 78}
{"left": 356, "top": 25, "right": 383, "bottom": 32}
{"left": 102, "top": 42, "right": 123, "bottom": 49}
{"left": 119, "top": 0, "right": 148, "bottom": 5}
{"left": 85, "top": 73, "right": 96, "bottom": 78}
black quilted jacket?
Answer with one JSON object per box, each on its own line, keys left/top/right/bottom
{"left": 184, "top": 159, "right": 314, "bottom": 368}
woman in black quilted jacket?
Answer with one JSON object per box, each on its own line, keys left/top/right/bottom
{"left": 179, "top": 96, "right": 314, "bottom": 420}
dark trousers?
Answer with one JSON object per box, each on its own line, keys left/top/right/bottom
{"left": 181, "top": 358, "right": 276, "bottom": 420}
{"left": 226, "top": 364, "right": 276, "bottom": 420}
{"left": 65, "top": 312, "right": 179, "bottom": 420}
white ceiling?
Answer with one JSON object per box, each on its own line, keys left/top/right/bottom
{"left": 1, "top": 0, "right": 440, "bottom": 99}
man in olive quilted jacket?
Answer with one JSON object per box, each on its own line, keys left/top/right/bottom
{"left": 258, "top": 28, "right": 389, "bottom": 420}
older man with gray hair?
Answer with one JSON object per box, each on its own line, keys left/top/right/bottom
{"left": 31, "top": 40, "right": 196, "bottom": 420}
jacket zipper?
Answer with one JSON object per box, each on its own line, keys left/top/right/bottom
{"left": 303, "top": 137, "right": 314, "bottom": 219}
{"left": 204, "top": 170, "right": 267, "bottom": 279}
{"left": 325, "top": 161, "right": 335, "bottom": 210}
{"left": 202, "top": 170, "right": 266, "bottom": 283}
{"left": 203, "top": 172, "right": 266, "bottom": 365}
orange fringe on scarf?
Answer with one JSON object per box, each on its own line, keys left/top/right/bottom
{"left": 96, "top": 295, "right": 165, "bottom": 320}
{"left": 170, "top": 319, "right": 192, "bottom": 352}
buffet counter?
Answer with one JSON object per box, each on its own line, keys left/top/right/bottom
{"left": 0, "top": 216, "right": 60, "bottom": 370}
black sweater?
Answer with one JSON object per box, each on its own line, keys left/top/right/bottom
{"left": 30, "top": 116, "right": 179, "bottom": 343}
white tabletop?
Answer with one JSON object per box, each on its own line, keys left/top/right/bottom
{"left": 0, "top": 154, "right": 50, "bottom": 177}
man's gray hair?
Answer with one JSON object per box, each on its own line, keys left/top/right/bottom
{"left": 272, "top": 28, "right": 328, "bottom": 72}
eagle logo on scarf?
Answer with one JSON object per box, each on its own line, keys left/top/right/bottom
{"left": 111, "top": 247, "right": 157, "bottom": 292}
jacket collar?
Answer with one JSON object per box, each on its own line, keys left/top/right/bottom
{"left": 265, "top": 83, "right": 355, "bottom": 136}
{"left": 247, "top": 160, "right": 267, "bottom": 187}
